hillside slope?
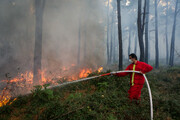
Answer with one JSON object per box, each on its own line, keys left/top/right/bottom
{"left": 0, "top": 67, "right": 180, "bottom": 120}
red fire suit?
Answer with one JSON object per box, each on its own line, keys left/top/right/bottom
{"left": 115, "top": 61, "right": 153, "bottom": 100}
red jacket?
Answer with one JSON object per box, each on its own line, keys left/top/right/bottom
{"left": 115, "top": 61, "right": 153, "bottom": 85}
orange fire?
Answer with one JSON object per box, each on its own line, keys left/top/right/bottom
{"left": 71, "top": 64, "right": 76, "bottom": 66}
{"left": 0, "top": 66, "right": 103, "bottom": 107}
{"left": 40, "top": 70, "right": 60, "bottom": 85}
{"left": 0, "top": 88, "right": 17, "bottom": 107}
{"left": 0, "top": 95, "right": 10, "bottom": 107}
{"left": 0, "top": 96, "right": 10, "bottom": 107}
{"left": 79, "top": 68, "right": 92, "bottom": 78}
{"left": 0, "top": 71, "right": 34, "bottom": 107}
{"left": 98, "top": 67, "right": 103, "bottom": 73}
{"left": 2, "top": 71, "right": 33, "bottom": 84}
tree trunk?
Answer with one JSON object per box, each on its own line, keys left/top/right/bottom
{"left": 112, "top": 15, "right": 116, "bottom": 63}
{"left": 117, "top": 0, "right": 123, "bottom": 70}
{"left": 134, "top": 30, "right": 138, "bottom": 54}
{"left": 155, "top": 0, "right": 159, "bottom": 68}
{"left": 137, "top": 0, "right": 146, "bottom": 62}
{"left": 110, "top": 14, "right": 113, "bottom": 64}
{"left": 128, "top": 27, "right": 131, "bottom": 55}
{"left": 112, "top": 0, "right": 116, "bottom": 63}
{"left": 83, "top": 25, "right": 87, "bottom": 62}
{"left": 77, "top": 18, "right": 81, "bottom": 65}
{"left": 165, "top": 0, "right": 169, "bottom": 65}
{"left": 107, "top": 0, "right": 110, "bottom": 64}
{"left": 169, "top": 0, "right": 178, "bottom": 67}
{"left": 33, "top": 0, "right": 46, "bottom": 85}
{"left": 145, "top": 0, "right": 149, "bottom": 63}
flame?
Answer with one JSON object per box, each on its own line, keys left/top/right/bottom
{"left": 0, "top": 89, "right": 17, "bottom": 107}
{"left": 71, "top": 64, "right": 75, "bottom": 66}
{"left": 10, "top": 98, "right": 17, "bottom": 105}
{"left": 2, "top": 71, "right": 33, "bottom": 84}
{"left": 0, "top": 66, "right": 104, "bottom": 107}
{"left": 39, "top": 69, "right": 59, "bottom": 85}
{"left": 62, "top": 67, "right": 68, "bottom": 71}
{"left": 41, "top": 70, "right": 47, "bottom": 84}
{"left": 98, "top": 67, "right": 103, "bottom": 73}
{"left": 0, "top": 96, "right": 10, "bottom": 107}
{"left": 79, "top": 69, "right": 92, "bottom": 78}
{"left": 0, "top": 72, "right": 34, "bottom": 107}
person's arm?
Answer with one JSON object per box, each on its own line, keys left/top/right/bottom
{"left": 141, "top": 62, "right": 153, "bottom": 74}
{"left": 114, "top": 65, "right": 130, "bottom": 77}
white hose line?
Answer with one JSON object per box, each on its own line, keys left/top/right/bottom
{"left": 143, "top": 74, "right": 153, "bottom": 120}
{"left": 114, "top": 70, "right": 153, "bottom": 120}
{"left": 44, "top": 70, "right": 153, "bottom": 120}
{"left": 24, "top": 75, "right": 102, "bottom": 96}
{"left": 48, "top": 75, "right": 102, "bottom": 89}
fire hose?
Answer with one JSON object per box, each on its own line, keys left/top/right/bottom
{"left": 49, "top": 70, "right": 153, "bottom": 120}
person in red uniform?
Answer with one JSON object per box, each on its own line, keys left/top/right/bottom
{"left": 113, "top": 53, "right": 153, "bottom": 103}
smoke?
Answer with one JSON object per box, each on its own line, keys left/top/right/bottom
{"left": 0, "top": 0, "right": 106, "bottom": 83}
{"left": 0, "top": 0, "right": 180, "bottom": 86}
{"left": 120, "top": 0, "right": 180, "bottom": 62}
{"left": 41, "top": 0, "right": 106, "bottom": 73}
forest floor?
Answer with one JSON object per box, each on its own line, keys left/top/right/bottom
{"left": 0, "top": 66, "right": 180, "bottom": 120}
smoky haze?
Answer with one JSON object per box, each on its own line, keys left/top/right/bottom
{"left": 0, "top": 0, "right": 106, "bottom": 83}
{"left": 120, "top": 0, "right": 180, "bottom": 62}
{"left": 0, "top": 0, "right": 180, "bottom": 95}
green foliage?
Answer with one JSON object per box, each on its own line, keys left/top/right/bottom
{"left": 31, "top": 84, "right": 54, "bottom": 104}
{"left": 43, "top": 83, "right": 51, "bottom": 89}
{"left": 107, "top": 114, "right": 117, "bottom": 120}
{"left": 67, "top": 93, "right": 83, "bottom": 100}
{"left": 11, "top": 96, "right": 28, "bottom": 108}
{"left": 1, "top": 67, "right": 180, "bottom": 120}
{"left": 167, "top": 66, "right": 180, "bottom": 73}
{"left": 97, "top": 82, "right": 109, "bottom": 92}
{"left": 0, "top": 105, "right": 12, "bottom": 115}
{"left": 38, "top": 102, "right": 65, "bottom": 120}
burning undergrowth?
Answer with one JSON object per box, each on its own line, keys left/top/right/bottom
{"left": 0, "top": 65, "right": 103, "bottom": 107}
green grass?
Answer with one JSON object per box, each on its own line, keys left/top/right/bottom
{"left": 0, "top": 67, "right": 180, "bottom": 120}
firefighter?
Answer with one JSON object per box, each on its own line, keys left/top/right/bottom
{"left": 113, "top": 53, "right": 153, "bottom": 104}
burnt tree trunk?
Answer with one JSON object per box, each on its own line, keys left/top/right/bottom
{"left": 117, "top": 0, "right": 123, "bottom": 70}
{"left": 155, "top": 0, "right": 159, "bottom": 68}
{"left": 33, "top": 0, "right": 46, "bottom": 85}
{"left": 145, "top": 0, "right": 149, "bottom": 63}
{"left": 169, "top": 0, "right": 178, "bottom": 66}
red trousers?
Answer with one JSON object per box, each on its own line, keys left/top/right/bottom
{"left": 128, "top": 84, "right": 143, "bottom": 100}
